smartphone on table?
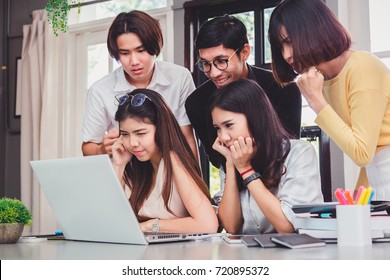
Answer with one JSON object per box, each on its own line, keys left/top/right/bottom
{"left": 223, "top": 235, "right": 259, "bottom": 245}
{"left": 222, "top": 235, "right": 245, "bottom": 244}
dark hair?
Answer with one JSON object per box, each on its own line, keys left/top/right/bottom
{"left": 195, "top": 14, "right": 248, "bottom": 54}
{"left": 210, "top": 79, "right": 291, "bottom": 190}
{"left": 107, "top": 10, "right": 163, "bottom": 61}
{"left": 115, "top": 89, "right": 210, "bottom": 219}
{"left": 268, "top": 0, "right": 351, "bottom": 84}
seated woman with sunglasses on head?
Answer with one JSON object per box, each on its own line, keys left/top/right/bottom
{"left": 111, "top": 89, "right": 218, "bottom": 233}
{"left": 211, "top": 79, "right": 323, "bottom": 234}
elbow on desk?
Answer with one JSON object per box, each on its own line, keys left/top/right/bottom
{"left": 202, "top": 215, "right": 219, "bottom": 233}
{"left": 218, "top": 221, "right": 242, "bottom": 235}
{"left": 196, "top": 209, "right": 219, "bottom": 233}
{"left": 274, "top": 221, "right": 295, "bottom": 234}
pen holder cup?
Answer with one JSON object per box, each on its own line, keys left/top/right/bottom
{"left": 336, "top": 204, "right": 372, "bottom": 247}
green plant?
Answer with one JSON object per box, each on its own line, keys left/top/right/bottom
{"left": 0, "top": 197, "right": 32, "bottom": 225}
{"left": 45, "top": 0, "right": 81, "bottom": 37}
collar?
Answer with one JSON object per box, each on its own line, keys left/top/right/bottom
{"left": 113, "top": 67, "right": 136, "bottom": 93}
{"left": 247, "top": 64, "right": 256, "bottom": 80}
{"left": 114, "top": 61, "right": 171, "bottom": 92}
{"left": 148, "top": 61, "right": 170, "bottom": 87}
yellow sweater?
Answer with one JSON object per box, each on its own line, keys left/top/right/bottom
{"left": 316, "top": 51, "right": 390, "bottom": 188}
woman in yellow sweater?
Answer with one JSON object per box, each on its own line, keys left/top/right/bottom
{"left": 268, "top": 0, "right": 390, "bottom": 200}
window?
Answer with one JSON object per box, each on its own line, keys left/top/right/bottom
{"left": 69, "top": 0, "right": 170, "bottom": 24}
{"left": 184, "top": 0, "right": 280, "bottom": 196}
{"left": 369, "top": 0, "right": 390, "bottom": 69}
{"left": 184, "top": 0, "right": 279, "bottom": 82}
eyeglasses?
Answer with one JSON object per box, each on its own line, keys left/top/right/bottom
{"left": 115, "top": 93, "right": 152, "bottom": 106}
{"left": 196, "top": 49, "right": 239, "bottom": 73}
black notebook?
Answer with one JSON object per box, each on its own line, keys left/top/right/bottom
{"left": 270, "top": 233, "right": 326, "bottom": 249}
{"left": 292, "top": 201, "right": 390, "bottom": 216}
{"left": 253, "top": 233, "right": 290, "bottom": 248}
{"left": 241, "top": 236, "right": 261, "bottom": 247}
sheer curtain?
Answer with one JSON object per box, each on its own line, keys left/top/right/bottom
{"left": 20, "top": 10, "right": 70, "bottom": 234}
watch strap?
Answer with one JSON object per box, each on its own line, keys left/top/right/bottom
{"left": 152, "top": 218, "right": 160, "bottom": 232}
{"left": 243, "top": 172, "right": 261, "bottom": 187}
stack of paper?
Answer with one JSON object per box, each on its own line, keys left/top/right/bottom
{"left": 294, "top": 213, "right": 390, "bottom": 231}
{"left": 292, "top": 204, "right": 390, "bottom": 240}
{"left": 297, "top": 228, "right": 385, "bottom": 239}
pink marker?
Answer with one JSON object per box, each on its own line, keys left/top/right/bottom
{"left": 354, "top": 186, "right": 365, "bottom": 204}
{"left": 335, "top": 188, "right": 348, "bottom": 205}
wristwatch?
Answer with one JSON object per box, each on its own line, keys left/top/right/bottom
{"left": 152, "top": 218, "right": 160, "bottom": 232}
{"left": 243, "top": 172, "right": 261, "bottom": 187}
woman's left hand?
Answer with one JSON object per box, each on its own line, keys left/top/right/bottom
{"left": 230, "top": 136, "right": 256, "bottom": 172}
{"left": 297, "top": 67, "right": 328, "bottom": 114}
{"left": 212, "top": 137, "right": 233, "bottom": 161}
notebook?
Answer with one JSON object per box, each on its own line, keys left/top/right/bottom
{"left": 292, "top": 201, "right": 390, "bottom": 216}
{"left": 30, "top": 155, "right": 214, "bottom": 245}
{"left": 270, "top": 233, "right": 326, "bottom": 249}
{"left": 292, "top": 202, "right": 339, "bottom": 215}
{"left": 254, "top": 233, "right": 291, "bottom": 248}
{"left": 241, "top": 235, "right": 262, "bottom": 247}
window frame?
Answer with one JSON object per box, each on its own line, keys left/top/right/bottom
{"left": 183, "top": 0, "right": 281, "bottom": 187}
{"left": 184, "top": 0, "right": 279, "bottom": 85}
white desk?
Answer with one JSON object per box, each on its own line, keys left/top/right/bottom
{"left": 1, "top": 238, "right": 390, "bottom": 259}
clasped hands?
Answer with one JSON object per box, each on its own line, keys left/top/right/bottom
{"left": 212, "top": 136, "right": 255, "bottom": 173}
{"left": 296, "top": 67, "right": 328, "bottom": 114}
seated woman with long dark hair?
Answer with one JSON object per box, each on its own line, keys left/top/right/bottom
{"left": 111, "top": 89, "right": 218, "bottom": 233}
{"left": 210, "top": 79, "right": 323, "bottom": 234}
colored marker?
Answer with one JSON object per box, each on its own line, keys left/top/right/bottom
{"left": 334, "top": 190, "right": 343, "bottom": 205}
{"left": 363, "top": 187, "right": 373, "bottom": 205}
{"left": 354, "top": 185, "right": 364, "bottom": 204}
{"left": 357, "top": 188, "right": 368, "bottom": 205}
{"left": 320, "top": 213, "right": 333, "bottom": 218}
{"left": 334, "top": 189, "right": 348, "bottom": 205}
{"left": 344, "top": 190, "right": 355, "bottom": 205}
{"left": 367, "top": 189, "right": 375, "bottom": 205}
{"left": 339, "top": 188, "right": 350, "bottom": 205}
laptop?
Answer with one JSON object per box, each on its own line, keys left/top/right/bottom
{"left": 30, "top": 155, "right": 213, "bottom": 245}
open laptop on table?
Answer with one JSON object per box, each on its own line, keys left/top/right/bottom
{"left": 30, "top": 155, "right": 213, "bottom": 245}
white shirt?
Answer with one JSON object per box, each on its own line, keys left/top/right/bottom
{"left": 82, "top": 60, "right": 195, "bottom": 143}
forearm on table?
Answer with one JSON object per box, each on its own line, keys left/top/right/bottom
{"left": 249, "top": 183, "right": 293, "bottom": 233}
{"left": 217, "top": 164, "right": 243, "bottom": 234}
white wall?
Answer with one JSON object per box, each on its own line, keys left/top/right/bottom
{"left": 172, "top": 0, "right": 188, "bottom": 66}
{"left": 327, "top": 0, "right": 371, "bottom": 191}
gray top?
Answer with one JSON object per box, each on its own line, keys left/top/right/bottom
{"left": 214, "top": 139, "right": 324, "bottom": 234}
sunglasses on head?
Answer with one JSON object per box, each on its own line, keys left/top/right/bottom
{"left": 115, "top": 93, "right": 152, "bottom": 107}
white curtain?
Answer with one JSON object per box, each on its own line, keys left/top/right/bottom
{"left": 20, "top": 10, "right": 70, "bottom": 235}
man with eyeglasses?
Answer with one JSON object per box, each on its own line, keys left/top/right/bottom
{"left": 185, "top": 15, "right": 302, "bottom": 170}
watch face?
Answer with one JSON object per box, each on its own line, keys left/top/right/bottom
{"left": 152, "top": 219, "right": 159, "bottom": 232}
